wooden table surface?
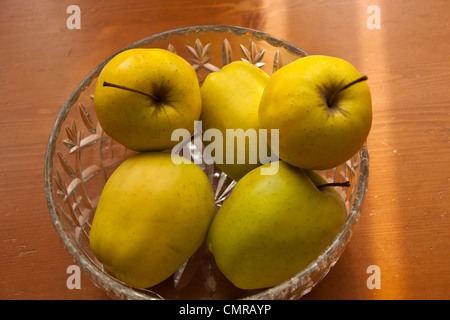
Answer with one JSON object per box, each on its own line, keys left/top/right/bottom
{"left": 1, "top": 0, "right": 449, "bottom": 300}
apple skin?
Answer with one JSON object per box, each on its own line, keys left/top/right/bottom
{"left": 200, "top": 61, "right": 270, "bottom": 181}
{"left": 94, "top": 48, "right": 202, "bottom": 152}
{"left": 259, "top": 55, "right": 372, "bottom": 170}
{"left": 90, "top": 152, "right": 216, "bottom": 289}
{"left": 207, "top": 160, "right": 346, "bottom": 290}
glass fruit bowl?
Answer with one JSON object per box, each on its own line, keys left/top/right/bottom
{"left": 44, "top": 25, "right": 369, "bottom": 300}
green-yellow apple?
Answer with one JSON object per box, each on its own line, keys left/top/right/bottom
{"left": 90, "top": 152, "right": 216, "bottom": 288}
{"left": 200, "top": 61, "right": 275, "bottom": 181}
{"left": 207, "top": 160, "right": 346, "bottom": 290}
{"left": 259, "top": 55, "right": 372, "bottom": 170}
{"left": 94, "top": 48, "right": 202, "bottom": 152}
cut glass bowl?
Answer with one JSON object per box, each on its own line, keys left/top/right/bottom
{"left": 44, "top": 25, "right": 369, "bottom": 300}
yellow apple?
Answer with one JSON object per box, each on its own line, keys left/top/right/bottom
{"left": 259, "top": 55, "right": 372, "bottom": 170}
{"left": 200, "top": 61, "right": 273, "bottom": 181}
{"left": 207, "top": 161, "right": 346, "bottom": 290}
{"left": 94, "top": 48, "right": 202, "bottom": 152}
{"left": 90, "top": 152, "right": 216, "bottom": 288}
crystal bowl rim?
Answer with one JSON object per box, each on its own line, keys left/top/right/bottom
{"left": 44, "top": 24, "right": 368, "bottom": 300}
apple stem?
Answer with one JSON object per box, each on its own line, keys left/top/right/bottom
{"left": 327, "top": 75, "right": 368, "bottom": 107}
{"left": 103, "top": 81, "right": 159, "bottom": 102}
{"left": 317, "top": 181, "right": 350, "bottom": 189}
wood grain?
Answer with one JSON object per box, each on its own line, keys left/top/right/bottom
{"left": 1, "top": 0, "right": 449, "bottom": 299}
